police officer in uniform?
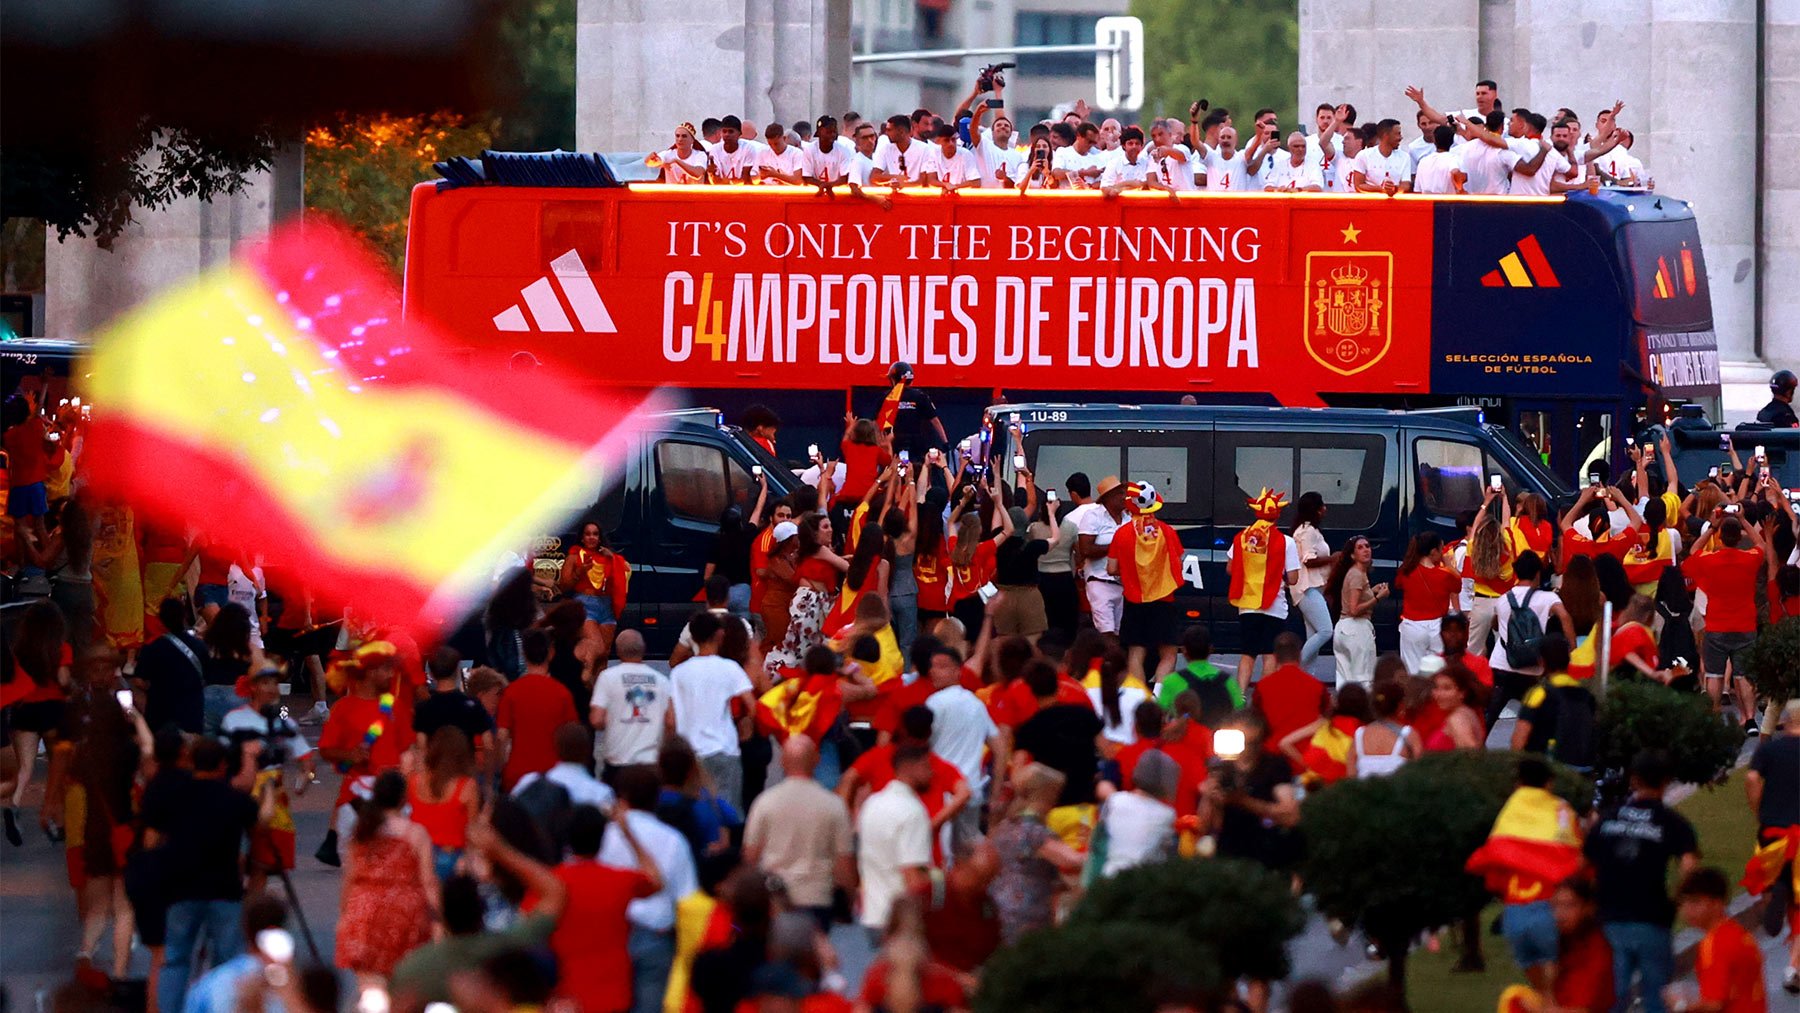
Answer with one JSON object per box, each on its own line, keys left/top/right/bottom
{"left": 1759, "top": 369, "right": 1799, "bottom": 428}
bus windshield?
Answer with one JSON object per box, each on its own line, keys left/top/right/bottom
{"left": 1489, "top": 424, "right": 1572, "bottom": 498}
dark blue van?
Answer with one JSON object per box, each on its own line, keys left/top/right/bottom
{"left": 989, "top": 403, "right": 1572, "bottom": 652}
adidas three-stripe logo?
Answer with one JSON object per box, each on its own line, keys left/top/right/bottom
{"left": 492, "top": 249, "right": 618, "bottom": 333}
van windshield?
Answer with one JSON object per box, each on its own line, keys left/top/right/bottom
{"left": 1489, "top": 424, "right": 1571, "bottom": 497}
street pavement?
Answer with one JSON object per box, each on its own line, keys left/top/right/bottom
{"left": 2, "top": 659, "right": 1791, "bottom": 1011}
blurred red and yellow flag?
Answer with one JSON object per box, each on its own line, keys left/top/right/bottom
{"left": 82, "top": 222, "right": 662, "bottom": 636}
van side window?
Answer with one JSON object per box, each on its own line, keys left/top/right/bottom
{"left": 1027, "top": 435, "right": 1203, "bottom": 522}
{"left": 1033, "top": 444, "right": 1124, "bottom": 503}
{"left": 1415, "top": 438, "right": 1520, "bottom": 518}
{"left": 1214, "top": 432, "right": 1385, "bottom": 530}
{"left": 656, "top": 441, "right": 729, "bottom": 521}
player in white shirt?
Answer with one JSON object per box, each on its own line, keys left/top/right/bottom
{"left": 1323, "top": 126, "right": 1368, "bottom": 193}
{"left": 1147, "top": 119, "right": 1196, "bottom": 191}
{"left": 756, "top": 125, "right": 805, "bottom": 184}
{"left": 1350, "top": 119, "right": 1413, "bottom": 194}
{"left": 1304, "top": 102, "right": 1350, "bottom": 172}
{"left": 1452, "top": 111, "right": 1518, "bottom": 194}
{"left": 710, "top": 116, "right": 760, "bottom": 183}
{"left": 956, "top": 82, "right": 1023, "bottom": 189}
{"left": 872, "top": 114, "right": 930, "bottom": 186}
{"left": 1591, "top": 129, "right": 1646, "bottom": 186}
{"left": 1264, "top": 132, "right": 1325, "bottom": 192}
{"left": 645, "top": 122, "right": 709, "bottom": 183}
{"left": 1502, "top": 111, "right": 1563, "bottom": 197}
{"left": 1411, "top": 125, "right": 1468, "bottom": 194}
{"left": 1195, "top": 125, "right": 1273, "bottom": 192}
{"left": 1405, "top": 110, "right": 1437, "bottom": 168}
{"left": 800, "top": 117, "right": 858, "bottom": 192}
{"left": 1052, "top": 122, "right": 1109, "bottom": 188}
{"left": 843, "top": 122, "right": 897, "bottom": 210}
{"left": 1249, "top": 109, "right": 1283, "bottom": 188}
{"left": 922, "top": 124, "right": 981, "bottom": 193}
{"left": 1099, "top": 127, "right": 1177, "bottom": 198}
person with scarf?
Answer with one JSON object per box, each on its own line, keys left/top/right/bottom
{"left": 1227, "top": 488, "right": 1301, "bottom": 692}
{"left": 1105, "top": 481, "right": 1185, "bottom": 682}
{"left": 1467, "top": 757, "right": 1585, "bottom": 994}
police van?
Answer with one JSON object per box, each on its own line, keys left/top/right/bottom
{"left": 988, "top": 403, "right": 1573, "bottom": 652}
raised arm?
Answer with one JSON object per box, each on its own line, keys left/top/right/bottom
{"left": 1404, "top": 85, "right": 1449, "bottom": 129}
{"left": 1559, "top": 486, "right": 1597, "bottom": 532}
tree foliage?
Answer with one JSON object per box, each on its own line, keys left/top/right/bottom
{"left": 1069, "top": 857, "right": 1305, "bottom": 983}
{"left": 490, "top": 0, "right": 577, "bottom": 152}
{"left": 1595, "top": 679, "right": 1741, "bottom": 784}
{"left": 974, "top": 922, "right": 1220, "bottom": 1013}
{"left": 1744, "top": 617, "right": 1800, "bottom": 707}
{"left": 1129, "top": 0, "right": 1299, "bottom": 125}
{"left": 304, "top": 113, "right": 497, "bottom": 277}
{"left": 1300, "top": 751, "right": 1592, "bottom": 989}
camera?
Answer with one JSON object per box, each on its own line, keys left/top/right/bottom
{"left": 976, "top": 62, "right": 1015, "bottom": 91}
{"left": 228, "top": 703, "right": 294, "bottom": 770}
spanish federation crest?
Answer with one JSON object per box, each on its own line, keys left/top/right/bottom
{"left": 1304, "top": 252, "right": 1394, "bottom": 376}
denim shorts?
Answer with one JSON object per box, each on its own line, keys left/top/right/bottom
{"left": 1501, "top": 899, "right": 1558, "bottom": 968}
{"left": 195, "top": 582, "right": 231, "bottom": 609}
{"left": 575, "top": 593, "right": 616, "bottom": 626}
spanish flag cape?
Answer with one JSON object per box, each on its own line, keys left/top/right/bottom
{"left": 834, "top": 625, "right": 904, "bottom": 721}
{"left": 874, "top": 382, "right": 906, "bottom": 433}
{"left": 755, "top": 673, "right": 843, "bottom": 743}
{"left": 1568, "top": 626, "right": 1600, "bottom": 680}
{"left": 569, "top": 545, "right": 631, "bottom": 618}
{"left": 1623, "top": 527, "right": 1675, "bottom": 590}
{"left": 1299, "top": 715, "right": 1364, "bottom": 786}
{"left": 821, "top": 560, "right": 881, "bottom": 640}
{"left": 91, "top": 502, "right": 145, "bottom": 650}
{"left": 1118, "top": 515, "right": 1182, "bottom": 603}
{"left": 1465, "top": 786, "right": 1583, "bottom": 904}
{"left": 1741, "top": 826, "right": 1800, "bottom": 899}
{"left": 1229, "top": 489, "right": 1289, "bottom": 611}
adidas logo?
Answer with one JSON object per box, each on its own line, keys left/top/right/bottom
{"left": 492, "top": 249, "right": 618, "bottom": 333}
{"left": 1479, "top": 234, "right": 1560, "bottom": 288}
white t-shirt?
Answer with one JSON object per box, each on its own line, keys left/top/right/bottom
{"left": 849, "top": 151, "right": 879, "bottom": 187}
{"left": 756, "top": 144, "right": 804, "bottom": 183}
{"left": 1592, "top": 147, "right": 1645, "bottom": 184}
{"left": 925, "top": 685, "right": 998, "bottom": 793}
{"left": 1074, "top": 504, "right": 1123, "bottom": 580}
{"left": 968, "top": 137, "right": 1018, "bottom": 188}
{"left": 1099, "top": 790, "right": 1176, "bottom": 877}
{"left": 875, "top": 140, "right": 929, "bottom": 183}
{"left": 1089, "top": 682, "right": 1151, "bottom": 745}
{"left": 1290, "top": 524, "right": 1331, "bottom": 602}
{"left": 590, "top": 661, "right": 672, "bottom": 767}
{"left": 1225, "top": 536, "right": 1303, "bottom": 619}
{"left": 600, "top": 810, "right": 698, "bottom": 931}
{"left": 1099, "top": 153, "right": 1155, "bottom": 188}
{"left": 227, "top": 564, "right": 265, "bottom": 650}
{"left": 856, "top": 780, "right": 932, "bottom": 930}
{"left": 1457, "top": 140, "right": 1518, "bottom": 195}
{"left": 1305, "top": 132, "right": 1344, "bottom": 175}
{"left": 1508, "top": 139, "right": 1569, "bottom": 197}
{"left": 1052, "top": 145, "right": 1109, "bottom": 185}
{"left": 1324, "top": 150, "right": 1359, "bottom": 193}
{"left": 925, "top": 145, "right": 979, "bottom": 185}
{"left": 668, "top": 654, "right": 752, "bottom": 758}
{"left": 1412, "top": 150, "right": 1463, "bottom": 194}
{"left": 1151, "top": 145, "right": 1197, "bottom": 191}
{"left": 1352, "top": 147, "right": 1413, "bottom": 189}
{"left": 219, "top": 706, "right": 313, "bottom": 760}
{"left": 801, "top": 140, "right": 856, "bottom": 185}
{"left": 711, "top": 143, "right": 760, "bottom": 182}
{"left": 1202, "top": 149, "right": 1252, "bottom": 191}
{"left": 1488, "top": 586, "right": 1564, "bottom": 676}
{"left": 1405, "top": 135, "right": 1436, "bottom": 169}
{"left": 513, "top": 761, "right": 616, "bottom": 809}
{"left": 654, "top": 148, "right": 708, "bottom": 183}
{"left": 1264, "top": 155, "right": 1324, "bottom": 191}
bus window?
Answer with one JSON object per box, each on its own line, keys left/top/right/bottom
{"left": 1519, "top": 411, "right": 1552, "bottom": 468}
{"left": 655, "top": 441, "right": 730, "bottom": 521}
{"left": 1415, "top": 438, "right": 1522, "bottom": 519}
{"left": 1215, "top": 431, "right": 1385, "bottom": 530}
{"left": 1029, "top": 433, "right": 1206, "bottom": 523}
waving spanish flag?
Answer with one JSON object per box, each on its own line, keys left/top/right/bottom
{"left": 80, "top": 222, "right": 662, "bottom": 635}
{"left": 1299, "top": 715, "right": 1363, "bottom": 786}
{"left": 1741, "top": 827, "right": 1800, "bottom": 898}
{"left": 1465, "top": 786, "right": 1583, "bottom": 904}
{"left": 1228, "top": 488, "right": 1289, "bottom": 611}
{"left": 755, "top": 674, "right": 843, "bottom": 743}
{"left": 1623, "top": 528, "right": 1675, "bottom": 590}
{"left": 874, "top": 382, "right": 906, "bottom": 433}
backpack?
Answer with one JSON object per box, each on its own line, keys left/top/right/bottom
{"left": 1180, "top": 664, "right": 1237, "bottom": 729}
{"left": 1546, "top": 681, "right": 1597, "bottom": 769}
{"left": 1503, "top": 589, "right": 1545, "bottom": 669}
{"left": 512, "top": 776, "right": 573, "bottom": 861}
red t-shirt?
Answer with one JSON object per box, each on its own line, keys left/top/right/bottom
{"left": 992, "top": 675, "right": 1091, "bottom": 729}
{"left": 946, "top": 538, "right": 998, "bottom": 605}
{"left": 1251, "top": 665, "right": 1330, "bottom": 764}
{"left": 1560, "top": 526, "right": 1640, "bottom": 571}
{"left": 1552, "top": 925, "right": 1615, "bottom": 1013}
{"left": 8, "top": 644, "right": 72, "bottom": 705}
{"left": 923, "top": 877, "right": 1003, "bottom": 972}
{"left": 871, "top": 676, "right": 936, "bottom": 737}
{"left": 1686, "top": 546, "right": 1764, "bottom": 635}
{"left": 3, "top": 416, "right": 49, "bottom": 486}
{"left": 849, "top": 744, "right": 965, "bottom": 819}
{"left": 914, "top": 543, "right": 952, "bottom": 613}
{"left": 1695, "top": 919, "right": 1766, "bottom": 1013}
{"left": 1146, "top": 732, "right": 1212, "bottom": 818}
{"left": 1395, "top": 564, "right": 1462, "bottom": 622}
{"left": 1609, "top": 622, "right": 1658, "bottom": 671}
{"left": 320, "top": 694, "right": 406, "bottom": 805}
{"left": 1114, "top": 739, "right": 1155, "bottom": 786}
{"left": 498, "top": 672, "right": 579, "bottom": 789}
{"left": 859, "top": 958, "right": 968, "bottom": 1011}
{"left": 836, "top": 440, "right": 892, "bottom": 503}
{"left": 543, "top": 860, "right": 655, "bottom": 1013}
{"left": 1442, "top": 651, "right": 1494, "bottom": 688}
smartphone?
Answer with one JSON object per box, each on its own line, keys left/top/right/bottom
{"left": 1719, "top": 434, "right": 1732, "bottom": 451}
{"left": 1046, "top": 489, "right": 1059, "bottom": 502}
{"left": 807, "top": 443, "right": 820, "bottom": 459}
{"left": 1625, "top": 436, "right": 1634, "bottom": 447}
{"left": 114, "top": 689, "right": 133, "bottom": 711}
{"left": 1708, "top": 466, "right": 1720, "bottom": 479}
{"left": 1724, "top": 503, "right": 1740, "bottom": 515}
{"left": 256, "top": 927, "right": 295, "bottom": 964}
{"left": 977, "top": 581, "right": 1000, "bottom": 603}
{"left": 899, "top": 450, "right": 910, "bottom": 465}
{"left": 1489, "top": 475, "right": 1503, "bottom": 491}
{"left": 1755, "top": 445, "right": 1766, "bottom": 460}
{"left": 960, "top": 438, "right": 972, "bottom": 453}
{"left": 1013, "top": 453, "right": 1027, "bottom": 470}
{"left": 927, "top": 448, "right": 941, "bottom": 463}
{"left": 1762, "top": 466, "right": 1772, "bottom": 481}
{"left": 751, "top": 464, "right": 763, "bottom": 478}
{"left": 357, "top": 988, "right": 391, "bottom": 1013}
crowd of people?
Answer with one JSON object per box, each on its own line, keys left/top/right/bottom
{"left": 643, "top": 73, "right": 1649, "bottom": 198}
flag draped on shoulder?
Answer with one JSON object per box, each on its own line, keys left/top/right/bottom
{"left": 1741, "top": 827, "right": 1800, "bottom": 898}
{"left": 1465, "top": 786, "right": 1583, "bottom": 904}
{"left": 1228, "top": 488, "right": 1289, "bottom": 611}
{"left": 80, "top": 221, "right": 664, "bottom": 637}
{"left": 1113, "top": 482, "right": 1181, "bottom": 603}
{"left": 755, "top": 675, "right": 843, "bottom": 743}
{"left": 874, "top": 382, "right": 905, "bottom": 433}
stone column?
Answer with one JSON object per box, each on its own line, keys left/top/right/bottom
{"left": 1298, "top": 0, "right": 1479, "bottom": 133}
{"left": 1764, "top": 1, "right": 1800, "bottom": 370}
{"left": 578, "top": 0, "right": 850, "bottom": 155}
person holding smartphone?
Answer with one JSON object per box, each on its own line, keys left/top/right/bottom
{"left": 1015, "top": 136, "right": 1056, "bottom": 192}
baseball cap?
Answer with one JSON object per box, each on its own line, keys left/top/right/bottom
{"left": 772, "top": 521, "right": 799, "bottom": 542}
